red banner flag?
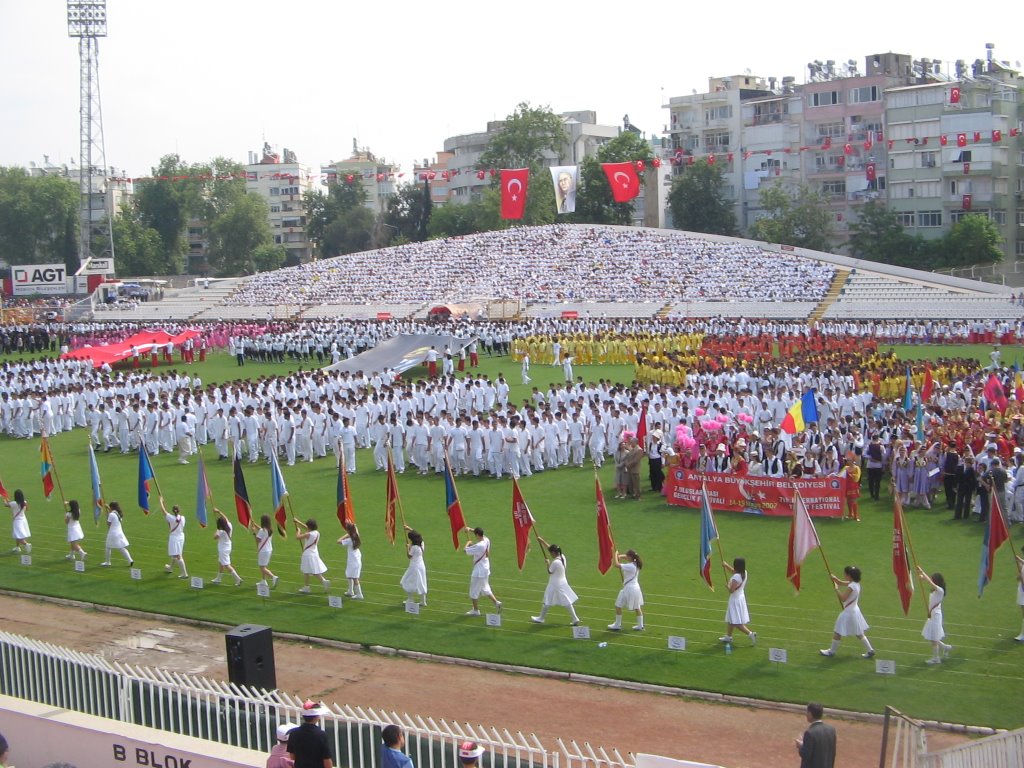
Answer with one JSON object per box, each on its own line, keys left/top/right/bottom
{"left": 993, "top": 129, "right": 1002, "bottom": 143}
{"left": 892, "top": 496, "right": 915, "bottom": 615}
{"left": 984, "top": 372, "right": 1008, "bottom": 413}
{"left": 957, "top": 133, "right": 967, "bottom": 147}
{"left": 950, "top": 86, "right": 961, "bottom": 104}
{"left": 595, "top": 475, "right": 615, "bottom": 574}
{"left": 337, "top": 463, "right": 356, "bottom": 528}
{"left": 511, "top": 477, "right": 535, "bottom": 570}
{"left": 921, "top": 366, "right": 934, "bottom": 402}
{"left": 786, "top": 491, "right": 820, "bottom": 592}
{"left": 385, "top": 451, "right": 398, "bottom": 544}
{"left": 940, "top": 135, "right": 948, "bottom": 146}
{"left": 979, "top": 494, "right": 1011, "bottom": 595}
{"left": 865, "top": 163, "right": 876, "bottom": 182}
{"left": 636, "top": 402, "right": 648, "bottom": 447}
{"left": 601, "top": 162, "right": 641, "bottom": 203}
{"left": 500, "top": 168, "right": 529, "bottom": 219}
{"left": 963, "top": 194, "right": 973, "bottom": 210}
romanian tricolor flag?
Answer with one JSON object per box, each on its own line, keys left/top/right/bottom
{"left": 780, "top": 390, "right": 819, "bottom": 434}
{"left": 232, "top": 456, "right": 252, "bottom": 528}
{"left": 443, "top": 456, "right": 466, "bottom": 551}
{"left": 269, "top": 453, "right": 289, "bottom": 536}
{"left": 698, "top": 483, "right": 718, "bottom": 590}
{"left": 41, "top": 437, "right": 56, "bottom": 499}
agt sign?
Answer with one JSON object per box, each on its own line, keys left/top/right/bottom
{"left": 12, "top": 263, "right": 69, "bottom": 295}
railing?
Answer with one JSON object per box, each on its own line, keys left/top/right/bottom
{"left": 879, "top": 706, "right": 927, "bottom": 768}
{"left": 920, "top": 728, "right": 1024, "bottom": 768}
{"left": 0, "top": 630, "right": 624, "bottom": 768}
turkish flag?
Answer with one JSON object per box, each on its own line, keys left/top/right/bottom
{"left": 957, "top": 133, "right": 967, "bottom": 147}
{"left": 602, "top": 162, "right": 641, "bottom": 202}
{"left": 950, "top": 87, "right": 961, "bottom": 104}
{"left": 964, "top": 163, "right": 971, "bottom": 175}
{"left": 595, "top": 476, "right": 615, "bottom": 574}
{"left": 727, "top": 152, "right": 734, "bottom": 162}
{"left": 865, "top": 163, "right": 876, "bottom": 182}
{"left": 963, "top": 194, "right": 972, "bottom": 210}
{"left": 888, "top": 140, "right": 894, "bottom": 150}
{"left": 993, "top": 129, "right": 1002, "bottom": 143}
{"left": 1012, "top": 128, "right": 1020, "bottom": 137}
{"left": 511, "top": 478, "right": 535, "bottom": 570}
{"left": 843, "top": 143, "right": 853, "bottom": 155}
{"left": 707, "top": 154, "right": 716, "bottom": 165}
{"left": 476, "top": 170, "right": 485, "bottom": 180}
{"left": 876, "top": 131, "right": 884, "bottom": 142}
{"left": 863, "top": 139, "right": 873, "bottom": 151}
{"left": 500, "top": 168, "right": 530, "bottom": 219}
{"left": 837, "top": 156, "right": 845, "bottom": 166}
{"left": 940, "top": 135, "right": 948, "bottom": 146}
{"left": 821, "top": 136, "right": 832, "bottom": 150}
{"left": 687, "top": 156, "right": 695, "bottom": 166}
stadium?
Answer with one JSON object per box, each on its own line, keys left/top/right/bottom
{"left": 3, "top": 222, "right": 1024, "bottom": 768}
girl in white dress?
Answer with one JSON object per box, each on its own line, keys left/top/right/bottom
{"left": 1015, "top": 555, "right": 1024, "bottom": 642}
{"left": 64, "top": 499, "right": 86, "bottom": 561}
{"left": 211, "top": 510, "right": 242, "bottom": 586}
{"left": 250, "top": 514, "right": 278, "bottom": 589}
{"left": 9, "top": 489, "right": 31, "bottom": 553}
{"left": 159, "top": 497, "right": 188, "bottom": 579}
{"left": 917, "top": 568, "right": 952, "bottom": 663}
{"left": 337, "top": 522, "right": 363, "bottom": 599}
{"left": 720, "top": 557, "right": 756, "bottom": 644}
{"left": 607, "top": 549, "right": 644, "bottom": 631}
{"left": 400, "top": 526, "right": 427, "bottom": 606}
{"left": 820, "top": 565, "right": 876, "bottom": 659}
{"left": 295, "top": 518, "right": 330, "bottom": 593}
{"left": 531, "top": 538, "right": 581, "bottom": 625}
{"left": 101, "top": 501, "right": 133, "bottom": 566}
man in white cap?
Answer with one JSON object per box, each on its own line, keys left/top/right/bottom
{"left": 287, "top": 700, "right": 333, "bottom": 768}
{"left": 267, "top": 723, "right": 297, "bottom": 768}
{"left": 458, "top": 740, "right": 485, "bottom": 768}
{"left": 646, "top": 428, "right": 666, "bottom": 493}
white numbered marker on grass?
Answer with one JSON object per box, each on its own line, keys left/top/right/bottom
{"left": 485, "top": 613, "right": 502, "bottom": 627}
{"left": 875, "top": 659, "right": 897, "bottom": 675}
{"left": 130, "top": 568, "right": 142, "bottom": 581}
{"left": 572, "top": 625, "right": 591, "bottom": 640}
{"left": 328, "top": 595, "right": 343, "bottom": 609}
{"left": 405, "top": 601, "right": 420, "bottom": 615}
{"left": 20, "top": 555, "right": 31, "bottom": 566}
{"left": 769, "top": 648, "right": 788, "bottom": 664}
{"left": 190, "top": 576, "right": 204, "bottom": 589}
{"left": 74, "top": 560, "right": 85, "bottom": 573}
{"left": 256, "top": 583, "right": 271, "bottom": 598}
{"left": 667, "top": 636, "right": 687, "bottom": 651}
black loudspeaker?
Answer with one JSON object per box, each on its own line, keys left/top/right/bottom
{"left": 225, "top": 624, "right": 277, "bottom": 690}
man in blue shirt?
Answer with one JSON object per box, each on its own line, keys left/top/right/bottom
{"left": 381, "top": 724, "right": 413, "bottom": 768}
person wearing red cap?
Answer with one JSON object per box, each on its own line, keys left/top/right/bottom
{"left": 287, "top": 700, "right": 333, "bottom": 768}
{"left": 458, "top": 740, "right": 484, "bottom": 767}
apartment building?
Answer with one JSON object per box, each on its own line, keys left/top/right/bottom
{"left": 245, "top": 145, "right": 316, "bottom": 264}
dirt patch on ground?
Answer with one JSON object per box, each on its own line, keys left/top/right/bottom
{"left": 0, "top": 594, "right": 970, "bottom": 768}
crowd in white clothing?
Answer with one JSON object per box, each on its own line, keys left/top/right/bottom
{"left": 222, "top": 225, "right": 837, "bottom": 307}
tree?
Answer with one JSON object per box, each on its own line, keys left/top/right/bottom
{"left": 383, "top": 182, "right": 431, "bottom": 243}
{"left": 305, "top": 182, "right": 371, "bottom": 257}
{"left": 0, "top": 167, "right": 79, "bottom": 267}
{"left": 322, "top": 206, "right": 376, "bottom": 256}
{"left": 667, "top": 160, "right": 737, "bottom": 235}
{"left": 749, "top": 183, "right": 834, "bottom": 252}
{"left": 206, "top": 193, "right": 273, "bottom": 276}
{"left": 573, "top": 132, "right": 654, "bottom": 225}
{"left": 102, "top": 206, "right": 166, "bottom": 277}
{"left": 480, "top": 102, "right": 565, "bottom": 226}
{"left": 428, "top": 199, "right": 493, "bottom": 239}
{"left": 939, "top": 214, "right": 1003, "bottom": 267}
{"left": 252, "top": 243, "right": 287, "bottom": 273}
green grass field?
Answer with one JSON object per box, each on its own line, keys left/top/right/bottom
{"left": 1, "top": 348, "right": 1022, "bottom": 729}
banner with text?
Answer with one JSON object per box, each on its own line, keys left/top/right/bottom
{"left": 664, "top": 468, "right": 845, "bottom": 518}
{"left": 11, "top": 263, "right": 69, "bottom": 296}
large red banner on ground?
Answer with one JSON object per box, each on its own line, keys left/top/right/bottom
{"left": 664, "top": 468, "right": 845, "bottom": 518}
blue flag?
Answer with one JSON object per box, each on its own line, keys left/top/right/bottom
{"left": 195, "top": 455, "right": 210, "bottom": 528}
{"left": 138, "top": 444, "right": 155, "bottom": 513}
{"left": 903, "top": 366, "right": 914, "bottom": 412}
{"left": 88, "top": 444, "right": 104, "bottom": 524}
{"left": 699, "top": 484, "right": 719, "bottom": 590}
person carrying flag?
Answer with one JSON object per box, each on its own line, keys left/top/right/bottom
{"left": 64, "top": 499, "right": 87, "bottom": 561}
{"left": 158, "top": 497, "right": 189, "bottom": 580}
{"left": 607, "top": 549, "right": 644, "bottom": 631}
{"left": 295, "top": 518, "right": 330, "bottom": 594}
{"left": 819, "top": 565, "right": 875, "bottom": 659}
{"left": 8, "top": 489, "right": 31, "bottom": 554}
{"left": 211, "top": 509, "right": 242, "bottom": 586}
{"left": 337, "top": 521, "right": 363, "bottom": 599}
{"left": 400, "top": 525, "right": 427, "bottom": 607}
{"left": 461, "top": 526, "right": 501, "bottom": 617}
{"left": 531, "top": 537, "right": 581, "bottom": 626}
{"left": 916, "top": 568, "right": 952, "bottom": 664}
{"left": 101, "top": 500, "right": 133, "bottom": 567}
{"left": 249, "top": 514, "right": 279, "bottom": 589}
{"left": 719, "top": 557, "right": 755, "bottom": 645}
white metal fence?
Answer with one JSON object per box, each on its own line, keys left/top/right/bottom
{"left": 921, "top": 728, "right": 1024, "bottom": 768}
{"left": 0, "top": 631, "right": 630, "bottom": 768}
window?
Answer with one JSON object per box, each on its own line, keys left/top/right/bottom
{"left": 918, "top": 181, "right": 940, "bottom": 198}
{"left": 281, "top": 186, "right": 299, "bottom": 196}
{"left": 1018, "top": 209, "right": 1024, "bottom": 226}
{"left": 815, "top": 153, "right": 844, "bottom": 170}
{"left": 953, "top": 150, "right": 972, "bottom": 164}
{"left": 822, "top": 180, "right": 846, "bottom": 197}
{"left": 705, "top": 132, "right": 731, "bottom": 149}
{"left": 269, "top": 187, "right": 280, "bottom": 196}
{"left": 896, "top": 212, "right": 915, "bottom": 227}
{"left": 705, "top": 106, "right": 732, "bottom": 122}
{"left": 917, "top": 211, "right": 943, "bottom": 227}
{"left": 269, "top": 205, "right": 281, "bottom": 213}
{"left": 993, "top": 211, "right": 1006, "bottom": 225}
{"left": 809, "top": 90, "right": 841, "bottom": 107}
{"left": 849, "top": 86, "right": 880, "bottom": 103}
{"left": 1017, "top": 241, "right": 1024, "bottom": 257}
{"left": 920, "top": 152, "right": 937, "bottom": 168}
{"left": 817, "top": 122, "right": 846, "bottom": 138}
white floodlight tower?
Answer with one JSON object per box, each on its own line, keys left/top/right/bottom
{"left": 67, "top": 0, "right": 108, "bottom": 268}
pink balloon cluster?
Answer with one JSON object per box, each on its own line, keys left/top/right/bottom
{"left": 675, "top": 424, "right": 699, "bottom": 458}
{"left": 736, "top": 413, "right": 754, "bottom": 425}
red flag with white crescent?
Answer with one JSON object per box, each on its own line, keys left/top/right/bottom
{"left": 595, "top": 475, "right": 615, "bottom": 574}
{"left": 511, "top": 477, "right": 535, "bottom": 570}
{"left": 601, "top": 162, "right": 640, "bottom": 203}
{"left": 500, "top": 168, "right": 530, "bottom": 219}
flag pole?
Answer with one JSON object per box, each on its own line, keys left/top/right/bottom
{"left": 197, "top": 445, "right": 216, "bottom": 507}
{"left": 386, "top": 445, "right": 408, "bottom": 530}
{"left": 43, "top": 436, "right": 68, "bottom": 506}
{"left": 796, "top": 487, "right": 843, "bottom": 608}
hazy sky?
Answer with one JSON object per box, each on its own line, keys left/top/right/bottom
{"left": 1, "top": 0, "right": 1020, "bottom": 179}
